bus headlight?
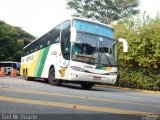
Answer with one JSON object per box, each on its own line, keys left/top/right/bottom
{"left": 71, "top": 66, "right": 86, "bottom": 72}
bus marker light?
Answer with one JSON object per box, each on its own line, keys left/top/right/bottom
{"left": 70, "top": 73, "right": 78, "bottom": 78}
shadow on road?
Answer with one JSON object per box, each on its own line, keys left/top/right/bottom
{"left": 19, "top": 77, "right": 126, "bottom": 92}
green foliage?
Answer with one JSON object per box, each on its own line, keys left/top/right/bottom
{"left": 119, "top": 68, "right": 160, "bottom": 90}
{"left": 0, "top": 20, "right": 35, "bottom": 62}
{"left": 113, "top": 14, "right": 160, "bottom": 91}
{"left": 119, "top": 69, "right": 148, "bottom": 89}
{"left": 67, "top": 0, "right": 140, "bottom": 24}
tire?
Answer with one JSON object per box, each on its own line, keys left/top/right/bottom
{"left": 8, "top": 72, "right": 11, "bottom": 75}
{"left": 27, "top": 76, "right": 34, "bottom": 81}
{"left": 48, "top": 67, "right": 61, "bottom": 86}
{"left": 80, "top": 82, "right": 95, "bottom": 89}
{"left": 24, "top": 70, "right": 29, "bottom": 81}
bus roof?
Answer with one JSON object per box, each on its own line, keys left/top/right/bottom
{"left": 23, "top": 17, "right": 113, "bottom": 49}
{"left": 72, "top": 17, "right": 112, "bottom": 29}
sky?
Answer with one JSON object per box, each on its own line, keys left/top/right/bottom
{"left": 0, "top": 0, "right": 160, "bottom": 37}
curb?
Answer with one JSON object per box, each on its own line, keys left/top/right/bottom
{"left": 96, "top": 85, "right": 160, "bottom": 95}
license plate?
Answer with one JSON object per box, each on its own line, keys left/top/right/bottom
{"left": 93, "top": 76, "right": 101, "bottom": 80}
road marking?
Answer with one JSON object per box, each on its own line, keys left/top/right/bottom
{"left": 1, "top": 87, "right": 160, "bottom": 109}
{"left": 0, "top": 95, "right": 153, "bottom": 115}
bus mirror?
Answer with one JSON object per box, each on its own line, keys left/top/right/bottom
{"left": 118, "top": 38, "right": 128, "bottom": 53}
{"left": 70, "top": 27, "right": 76, "bottom": 42}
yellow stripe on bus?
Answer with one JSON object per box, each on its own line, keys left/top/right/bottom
{"left": 20, "top": 50, "right": 41, "bottom": 77}
{"left": 30, "top": 50, "right": 41, "bottom": 76}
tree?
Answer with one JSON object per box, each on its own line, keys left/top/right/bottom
{"left": 113, "top": 14, "right": 160, "bottom": 70}
{"left": 67, "top": 0, "right": 140, "bottom": 24}
{"left": 0, "top": 20, "right": 35, "bottom": 62}
{"left": 113, "top": 14, "right": 160, "bottom": 90}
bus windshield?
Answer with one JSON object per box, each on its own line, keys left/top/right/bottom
{"left": 72, "top": 19, "right": 117, "bottom": 66}
{"left": 71, "top": 32, "right": 117, "bottom": 66}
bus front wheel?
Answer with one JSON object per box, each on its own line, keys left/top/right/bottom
{"left": 48, "top": 68, "right": 61, "bottom": 86}
{"left": 80, "top": 82, "right": 95, "bottom": 89}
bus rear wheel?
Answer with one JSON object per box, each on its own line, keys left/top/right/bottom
{"left": 23, "top": 69, "right": 34, "bottom": 81}
{"left": 80, "top": 82, "right": 95, "bottom": 89}
{"left": 48, "top": 67, "right": 61, "bottom": 86}
{"left": 23, "top": 69, "right": 28, "bottom": 81}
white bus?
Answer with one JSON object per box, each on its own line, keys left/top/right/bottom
{"left": 20, "top": 17, "right": 128, "bottom": 89}
{"left": 0, "top": 61, "right": 20, "bottom": 75}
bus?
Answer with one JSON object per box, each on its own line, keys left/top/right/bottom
{"left": 0, "top": 61, "right": 20, "bottom": 75}
{"left": 20, "top": 17, "right": 128, "bottom": 89}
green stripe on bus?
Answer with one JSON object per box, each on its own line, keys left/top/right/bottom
{"left": 34, "top": 46, "right": 50, "bottom": 77}
{"left": 34, "top": 50, "right": 44, "bottom": 77}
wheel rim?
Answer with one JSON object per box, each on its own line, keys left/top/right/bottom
{"left": 50, "top": 70, "right": 55, "bottom": 81}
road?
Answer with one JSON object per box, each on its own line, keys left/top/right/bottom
{"left": 0, "top": 76, "right": 160, "bottom": 120}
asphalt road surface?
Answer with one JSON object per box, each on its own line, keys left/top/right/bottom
{"left": 0, "top": 76, "right": 160, "bottom": 120}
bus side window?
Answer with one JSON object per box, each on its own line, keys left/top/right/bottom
{"left": 51, "top": 25, "right": 60, "bottom": 44}
{"left": 55, "top": 37, "right": 60, "bottom": 43}
{"left": 40, "top": 45, "right": 43, "bottom": 49}
{"left": 23, "top": 49, "right": 26, "bottom": 56}
{"left": 27, "top": 51, "right": 29, "bottom": 55}
{"left": 45, "top": 32, "right": 52, "bottom": 47}
{"left": 61, "top": 20, "right": 71, "bottom": 60}
{"left": 47, "top": 41, "right": 51, "bottom": 45}
{"left": 30, "top": 44, "right": 34, "bottom": 53}
{"left": 35, "top": 42, "right": 38, "bottom": 51}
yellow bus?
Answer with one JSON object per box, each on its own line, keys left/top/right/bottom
{"left": 20, "top": 17, "right": 128, "bottom": 89}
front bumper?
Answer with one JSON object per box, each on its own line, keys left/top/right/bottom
{"left": 68, "top": 69, "right": 117, "bottom": 85}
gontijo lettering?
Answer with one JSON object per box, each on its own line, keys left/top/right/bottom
{"left": 26, "top": 55, "right": 34, "bottom": 62}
